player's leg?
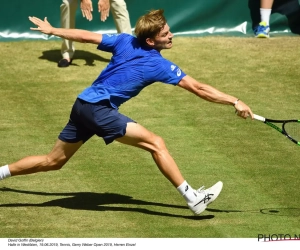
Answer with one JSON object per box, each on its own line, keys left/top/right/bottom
{"left": 0, "top": 98, "right": 95, "bottom": 180}
{"left": 1, "top": 139, "right": 82, "bottom": 178}
{"left": 116, "top": 122, "right": 184, "bottom": 188}
{"left": 116, "top": 122, "right": 223, "bottom": 215}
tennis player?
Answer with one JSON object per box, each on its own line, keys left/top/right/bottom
{"left": 0, "top": 10, "right": 253, "bottom": 215}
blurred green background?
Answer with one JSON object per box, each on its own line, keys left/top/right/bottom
{"left": 1, "top": 0, "right": 299, "bottom": 41}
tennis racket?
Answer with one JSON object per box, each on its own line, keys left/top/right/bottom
{"left": 253, "top": 114, "right": 300, "bottom": 146}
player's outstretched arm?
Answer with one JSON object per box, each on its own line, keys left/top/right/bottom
{"left": 29, "top": 16, "right": 102, "bottom": 44}
{"left": 178, "top": 75, "right": 253, "bottom": 119}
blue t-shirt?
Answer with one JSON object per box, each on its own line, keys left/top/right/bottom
{"left": 78, "top": 33, "right": 186, "bottom": 108}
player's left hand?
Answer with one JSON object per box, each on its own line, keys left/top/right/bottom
{"left": 234, "top": 100, "right": 254, "bottom": 119}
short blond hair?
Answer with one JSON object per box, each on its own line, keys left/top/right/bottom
{"left": 134, "top": 9, "right": 167, "bottom": 46}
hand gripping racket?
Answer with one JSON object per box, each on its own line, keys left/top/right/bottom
{"left": 253, "top": 114, "right": 300, "bottom": 146}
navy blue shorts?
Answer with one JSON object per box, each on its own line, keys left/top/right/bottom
{"left": 58, "top": 98, "right": 135, "bottom": 145}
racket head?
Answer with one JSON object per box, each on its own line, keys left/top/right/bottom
{"left": 282, "top": 120, "right": 300, "bottom": 145}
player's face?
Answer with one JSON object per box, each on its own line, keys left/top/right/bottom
{"left": 152, "top": 24, "right": 173, "bottom": 51}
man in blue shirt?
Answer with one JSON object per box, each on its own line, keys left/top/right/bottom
{"left": 0, "top": 10, "right": 253, "bottom": 215}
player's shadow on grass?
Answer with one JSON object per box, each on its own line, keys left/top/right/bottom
{"left": 0, "top": 187, "right": 213, "bottom": 221}
{"left": 207, "top": 208, "right": 300, "bottom": 217}
{"left": 38, "top": 50, "right": 110, "bottom": 66}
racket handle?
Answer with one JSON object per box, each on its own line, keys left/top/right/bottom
{"left": 253, "top": 114, "right": 266, "bottom": 122}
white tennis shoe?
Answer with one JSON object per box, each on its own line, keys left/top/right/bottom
{"left": 188, "top": 181, "right": 223, "bottom": 215}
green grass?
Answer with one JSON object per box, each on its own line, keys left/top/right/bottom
{"left": 0, "top": 37, "right": 299, "bottom": 239}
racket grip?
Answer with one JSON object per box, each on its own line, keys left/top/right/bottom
{"left": 253, "top": 114, "right": 265, "bottom": 122}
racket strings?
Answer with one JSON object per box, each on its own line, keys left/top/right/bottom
{"left": 284, "top": 122, "right": 300, "bottom": 142}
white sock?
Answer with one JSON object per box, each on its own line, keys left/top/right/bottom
{"left": 260, "top": 8, "right": 272, "bottom": 25}
{"left": 177, "top": 180, "right": 197, "bottom": 203}
{"left": 0, "top": 165, "right": 11, "bottom": 180}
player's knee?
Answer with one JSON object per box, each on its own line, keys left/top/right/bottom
{"left": 151, "top": 135, "right": 167, "bottom": 152}
{"left": 44, "top": 156, "right": 66, "bottom": 171}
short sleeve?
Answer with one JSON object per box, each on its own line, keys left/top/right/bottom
{"left": 145, "top": 58, "right": 186, "bottom": 85}
{"left": 97, "top": 34, "right": 119, "bottom": 53}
